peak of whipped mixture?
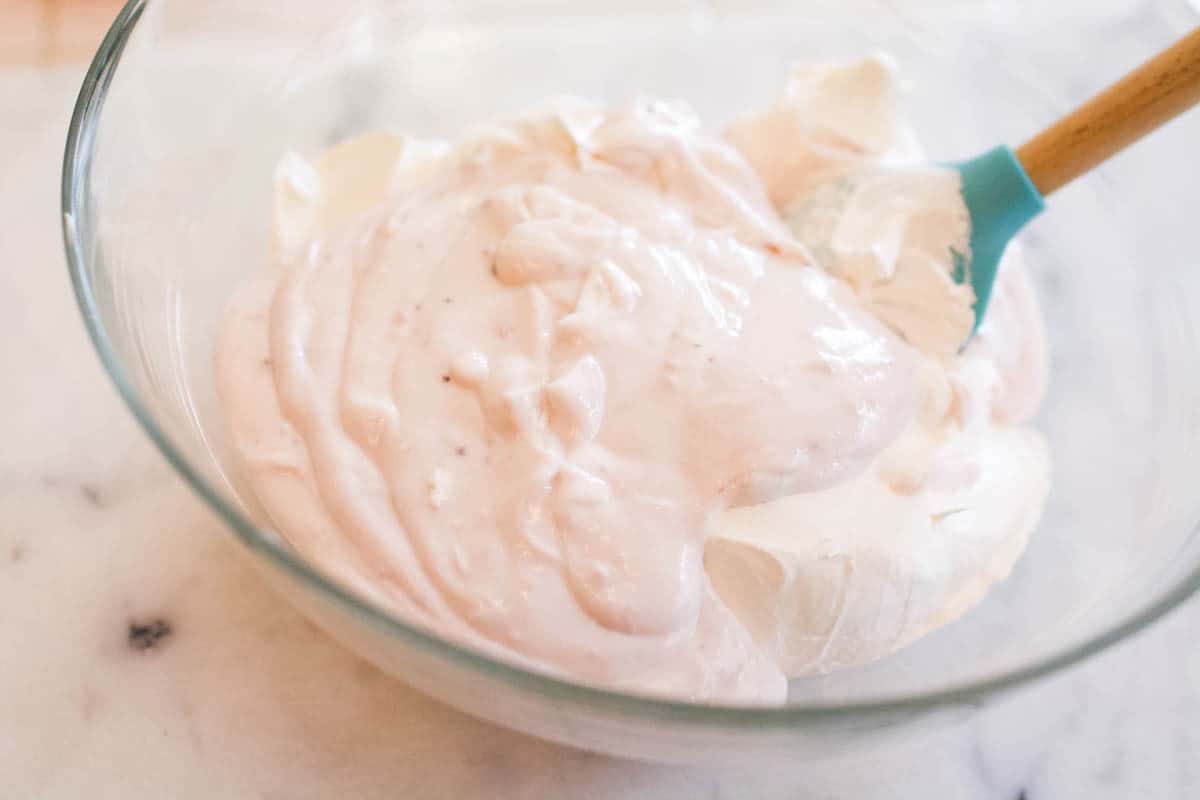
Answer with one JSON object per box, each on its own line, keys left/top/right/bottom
{"left": 217, "top": 56, "right": 1049, "bottom": 704}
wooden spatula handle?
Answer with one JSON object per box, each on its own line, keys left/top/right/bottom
{"left": 1016, "top": 26, "right": 1200, "bottom": 197}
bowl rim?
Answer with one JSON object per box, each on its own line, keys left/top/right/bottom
{"left": 62, "top": 0, "right": 1200, "bottom": 728}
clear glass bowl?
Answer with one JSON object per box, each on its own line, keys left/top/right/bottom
{"left": 63, "top": 0, "right": 1200, "bottom": 762}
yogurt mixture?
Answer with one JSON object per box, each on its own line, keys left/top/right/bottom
{"left": 216, "top": 56, "right": 1050, "bottom": 704}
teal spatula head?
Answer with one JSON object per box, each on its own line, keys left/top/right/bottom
{"left": 953, "top": 146, "right": 1045, "bottom": 329}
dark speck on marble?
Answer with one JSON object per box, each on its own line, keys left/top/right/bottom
{"left": 10, "top": 542, "right": 25, "bottom": 562}
{"left": 1016, "top": 791, "right": 1029, "bottom": 800}
{"left": 80, "top": 483, "right": 103, "bottom": 507}
{"left": 128, "top": 619, "right": 173, "bottom": 653}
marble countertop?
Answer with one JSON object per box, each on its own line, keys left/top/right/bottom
{"left": 4, "top": 14, "right": 1200, "bottom": 796}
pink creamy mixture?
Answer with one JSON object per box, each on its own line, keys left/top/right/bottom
{"left": 217, "top": 59, "right": 1049, "bottom": 704}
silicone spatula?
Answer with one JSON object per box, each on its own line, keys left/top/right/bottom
{"left": 957, "top": 26, "right": 1200, "bottom": 325}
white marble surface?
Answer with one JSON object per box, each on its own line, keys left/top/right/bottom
{"left": 4, "top": 19, "right": 1200, "bottom": 796}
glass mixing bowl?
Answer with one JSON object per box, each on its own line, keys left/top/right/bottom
{"left": 63, "top": 0, "right": 1200, "bottom": 762}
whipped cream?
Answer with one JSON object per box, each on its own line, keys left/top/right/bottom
{"left": 730, "top": 55, "right": 976, "bottom": 355}
{"left": 216, "top": 56, "right": 1050, "bottom": 704}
